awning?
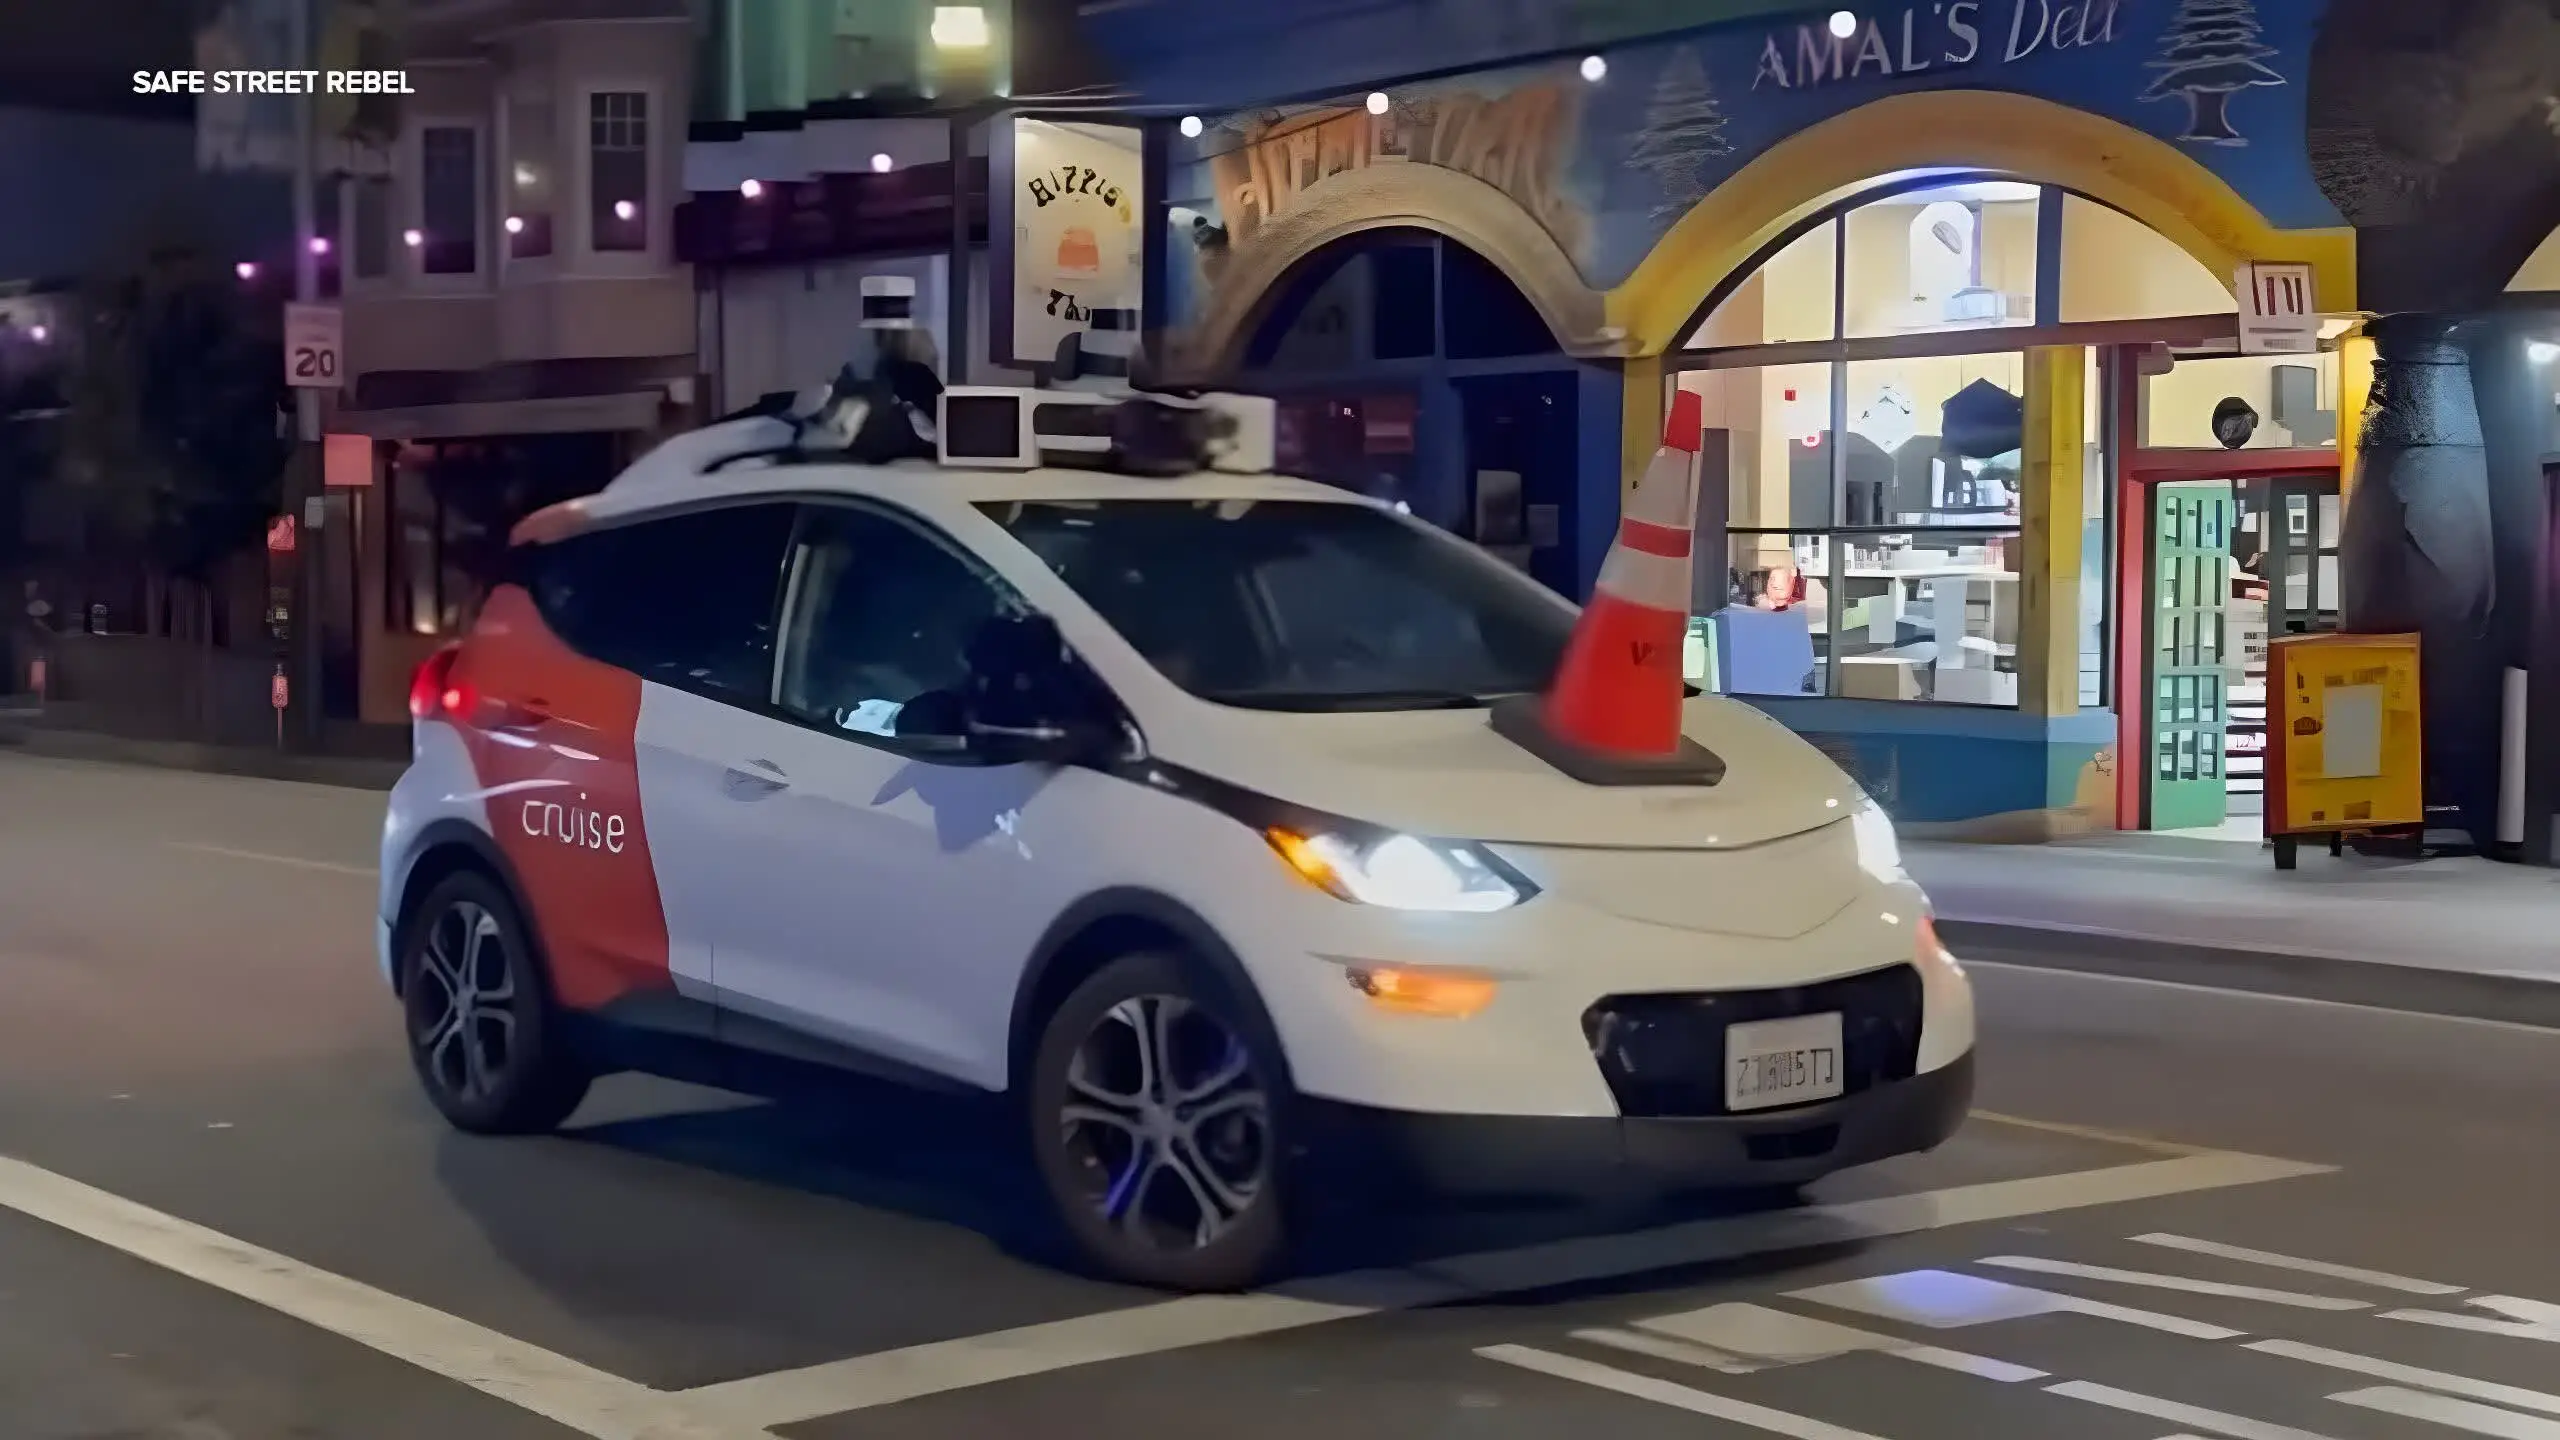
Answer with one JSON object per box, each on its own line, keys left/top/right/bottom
{"left": 333, "top": 391, "right": 667, "bottom": 442}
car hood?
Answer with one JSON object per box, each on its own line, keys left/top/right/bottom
{"left": 1148, "top": 695, "right": 1860, "bottom": 850}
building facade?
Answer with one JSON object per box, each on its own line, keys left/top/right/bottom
{"left": 1061, "top": 0, "right": 2560, "bottom": 853}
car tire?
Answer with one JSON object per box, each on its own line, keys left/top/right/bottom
{"left": 397, "top": 868, "right": 591, "bottom": 1136}
{"left": 1027, "top": 950, "right": 1291, "bottom": 1291}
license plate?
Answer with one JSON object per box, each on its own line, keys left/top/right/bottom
{"left": 1724, "top": 1012, "right": 1845, "bottom": 1112}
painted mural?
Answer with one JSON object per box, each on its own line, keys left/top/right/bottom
{"left": 1163, "top": 0, "right": 2340, "bottom": 361}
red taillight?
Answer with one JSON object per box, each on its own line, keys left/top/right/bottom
{"left": 409, "top": 643, "right": 468, "bottom": 721}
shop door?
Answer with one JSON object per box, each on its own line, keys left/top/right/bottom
{"left": 2262, "top": 476, "right": 2342, "bottom": 639}
{"left": 2148, "top": 480, "right": 2234, "bottom": 830}
{"left": 1456, "top": 372, "right": 1577, "bottom": 594}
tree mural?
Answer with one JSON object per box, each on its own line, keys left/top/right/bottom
{"left": 1628, "top": 46, "right": 1730, "bottom": 218}
{"left": 2145, "top": 0, "right": 2285, "bottom": 146}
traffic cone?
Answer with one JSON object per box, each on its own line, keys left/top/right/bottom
{"left": 1491, "top": 388, "right": 1726, "bottom": 786}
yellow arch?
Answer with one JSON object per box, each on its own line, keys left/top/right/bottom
{"left": 1607, "top": 89, "right": 2357, "bottom": 356}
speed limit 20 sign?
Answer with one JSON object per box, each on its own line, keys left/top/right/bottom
{"left": 284, "top": 302, "right": 344, "bottom": 389}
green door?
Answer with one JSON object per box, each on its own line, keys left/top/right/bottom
{"left": 2149, "top": 481, "right": 2234, "bottom": 831}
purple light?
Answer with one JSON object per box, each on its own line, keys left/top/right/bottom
{"left": 235, "top": 261, "right": 258, "bottom": 281}
{"left": 614, "top": 199, "right": 637, "bottom": 221}
{"left": 402, "top": 228, "right": 424, "bottom": 248}
{"left": 504, "top": 215, "right": 525, "bottom": 235}
{"left": 27, "top": 325, "right": 47, "bottom": 343}
{"left": 308, "top": 236, "right": 331, "bottom": 256}
{"left": 739, "top": 179, "right": 763, "bottom": 199}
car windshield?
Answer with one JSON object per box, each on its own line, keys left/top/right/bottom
{"left": 978, "top": 498, "right": 1577, "bottom": 711}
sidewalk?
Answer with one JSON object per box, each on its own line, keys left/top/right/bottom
{"left": 0, "top": 703, "right": 405, "bottom": 790}
{"left": 1912, "top": 834, "right": 2560, "bottom": 987}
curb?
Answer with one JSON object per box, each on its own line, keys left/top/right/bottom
{"left": 1937, "top": 917, "right": 2560, "bottom": 1031}
{"left": 0, "top": 726, "right": 403, "bottom": 791}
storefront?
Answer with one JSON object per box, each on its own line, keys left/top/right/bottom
{"left": 1146, "top": 1, "right": 2365, "bottom": 835}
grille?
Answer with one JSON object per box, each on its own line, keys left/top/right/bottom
{"left": 1581, "top": 964, "right": 1925, "bottom": 1119}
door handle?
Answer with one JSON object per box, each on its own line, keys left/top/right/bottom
{"left": 722, "top": 758, "right": 791, "bottom": 799}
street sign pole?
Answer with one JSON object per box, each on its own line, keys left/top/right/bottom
{"left": 288, "top": 0, "right": 323, "bottom": 750}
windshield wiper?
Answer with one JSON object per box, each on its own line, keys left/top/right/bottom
{"left": 1203, "top": 688, "right": 1504, "bottom": 712}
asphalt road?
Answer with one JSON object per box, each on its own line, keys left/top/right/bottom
{"left": 0, "top": 750, "right": 2554, "bottom": 1440}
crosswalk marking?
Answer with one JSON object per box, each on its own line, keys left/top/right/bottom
{"left": 2044, "top": 1380, "right": 2341, "bottom": 1440}
{"left": 2384, "top": 1295, "right": 2560, "bottom": 1344}
{"left": 1479, "top": 1345, "right": 1895, "bottom": 1439}
{"left": 2131, "top": 1233, "right": 2467, "bottom": 1295}
{"left": 1619, "top": 1302, "right": 2044, "bottom": 1382}
{"left": 2245, "top": 1338, "right": 2560, "bottom": 1416}
{"left": 1791, "top": 1269, "right": 2244, "bottom": 1340}
{"left": 1976, "top": 1256, "right": 2371, "bottom": 1311}
{"left": 2330, "top": 1386, "right": 2560, "bottom": 1438}
{"left": 1574, "top": 1326, "right": 1764, "bottom": 1374}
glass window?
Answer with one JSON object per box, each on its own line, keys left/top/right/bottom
{"left": 529, "top": 504, "right": 793, "bottom": 699}
{"left": 1679, "top": 362, "right": 1834, "bottom": 531}
{"left": 1843, "top": 181, "right": 2039, "bottom": 339}
{"left": 589, "top": 92, "right": 649, "bottom": 253}
{"left": 1703, "top": 532, "right": 1829, "bottom": 698}
{"left": 418, "top": 126, "right": 480, "bottom": 275}
{"left": 981, "top": 499, "right": 1576, "bottom": 711}
{"left": 2059, "top": 194, "right": 2232, "bottom": 322}
{"left": 774, "top": 505, "right": 1022, "bottom": 741}
{"left": 507, "top": 95, "right": 556, "bottom": 260}
{"left": 1686, "top": 221, "right": 1837, "bottom": 348}
{"left": 2081, "top": 347, "right": 2109, "bottom": 708}
{"left": 2143, "top": 351, "right": 2341, "bottom": 451}
{"left": 1842, "top": 352, "right": 2027, "bottom": 528}
{"left": 1831, "top": 531, "right": 2020, "bottom": 705}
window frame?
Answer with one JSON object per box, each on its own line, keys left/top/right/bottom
{"left": 410, "top": 116, "right": 487, "bottom": 287}
{"left": 578, "top": 83, "right": 661, "bottom": 268}
{"left": 499, "top": 86, "right": 559, "bottom": 271}
{"left": 526, "top": 498, "right": 799, "bottom": 705}
{"left": 346, "top": 173, "right": 397, "bottom": 288}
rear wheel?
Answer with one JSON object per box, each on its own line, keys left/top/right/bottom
{"left": 398, "top": 869, "right": 590, "bottom": 1135}
{"left": 1027, "top": 951, "right": 1290, "bottom": 1290}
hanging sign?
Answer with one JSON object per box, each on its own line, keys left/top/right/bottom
{"left": 2237, "top": 261, "right": 2317, "bottom": 356}
{"left": 995, "top": 117, "right": 1144, "bottom": 369}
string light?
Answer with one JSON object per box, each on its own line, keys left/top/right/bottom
{"left": 739, "top": 178, "right": 763, "bottom": 199}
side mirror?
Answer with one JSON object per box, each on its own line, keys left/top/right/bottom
{"left": 961, "top": 613, "right": 1118, "bottom": 766}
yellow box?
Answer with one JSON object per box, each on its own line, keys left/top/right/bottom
{"left": 2264, "top": 632, "right": 2424, "bottom": 836}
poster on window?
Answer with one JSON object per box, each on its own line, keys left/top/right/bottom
{"left": 994, "top": 117, "right": 1145, "bottom": 370}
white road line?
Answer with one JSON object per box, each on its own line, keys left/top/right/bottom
{"left": 684, "top": 1150, "right": 2327, "bottom": 1427}
{"left": 0, "top": 1154, "right": 769, "bottom": 1440}
{"left": 1627, "top": 1301, "right": 2045, "bottom": 1382}
{"left": 1963, "top": 959, "right": 2560, "bottom": 1037}
{"left": 2247, "top": 1339, "right": 2560, "bottom": 1417}
{"left": 2133, "top": 1233, "right": 2467, "bottom": 1295}
{"left": 1574, "top": 1326, "right": 1763, "bottom": 1374}
{"left": 163, "top": 840, "right": 376, "bottom": 878}
{"left": 2046, "top": 1379, "right": 2340, "bottom": 1440}
{"left": 2331, "top": 1386, "right": 2560, "bottom": 1439}
{"left": 1793, "top": 1269, "right": 2244, "bottom": 1341}
{"left": 2384, "top": 1295, "right": 2560, "bottom": 1343}
{"left": 1976, "top": 1255, "right": 2371, "bottom": 1311}
{"left": 1479, "top": 1345, "right": 1895, "bottom": 1439}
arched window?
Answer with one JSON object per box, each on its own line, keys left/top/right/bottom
{"left": 1673, "top": 177, "right": 2333, "bottom": 709}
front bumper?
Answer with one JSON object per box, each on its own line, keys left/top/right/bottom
{"left": 1296, "top": 1050, "right": 1974, "bottom": 1199}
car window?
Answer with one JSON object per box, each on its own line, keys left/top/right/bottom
{"left": 978, "top": 498, "right": 1576, "bottom": 711}
{"left": 776, "top": 504, "right": 1022, "bottom": 741}
{"left": 526, "top": 503, "right": 794, "bottom": 700}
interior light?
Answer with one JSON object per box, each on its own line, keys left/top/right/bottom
{"left": 308, "top": 236, "right": 331, "bottom": 256}
{"left": 504, "top": 215, "right": 526, "bottom": 235}
{"left": 1365, "top": 91, "right": 1390, "bottom": 116}
{"left": 1178, "top": 115, "right": 1204, "bottom": 138}
{"left": 1828, "top": 9, "right": 1859, "bottom": 38}
{"left": 1267, "top": 827, "right": 1528, "bottom": 913}
{"left": 870, "top": 152, "right": 894, "bottom": 173}
{"left": 234, "top": 261, "right": 258, "bottom": 281}
{"left": 1346, "top": 965, "right": 1498, "bottom": 1019}
{"left": 930, "top": 4, "right": 990, "bottom": 49}
{"left": 739, "top": 178, "right": 764, "bottom": 199}
{"left": 26, "top": 325, "right": 46, "bottom": 343}
{"left": 514, "top": 163, "right": 536, "bottom": 188}
{"left": 2529, "top": 340, "right": 2560, "bottom": 365}
{"left": 401, "top": 228, "right": 424, "bottom": 247}
{"left": 1579, "top": 55, "right": 1607, "bottom": 82}
{"left": 613, "top": 199, "right": 637, "bottom": 221}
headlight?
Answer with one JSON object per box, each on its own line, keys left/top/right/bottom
{"left": 1851, "top": 799, "right": 1905, "bottom": 884}
{"left": 1266, "top": 828, "right": 1532, "bottom": 913}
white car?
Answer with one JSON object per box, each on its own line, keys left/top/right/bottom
{"left": 376, "top": 383, "right": 1974, "bottom": 1290}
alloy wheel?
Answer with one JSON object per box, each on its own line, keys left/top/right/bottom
{"left": 1057, "top": 993, "right": 1273, "bottom": 1254}
{"left": 409, "top": 900, "right": 519, "bottom": 1104}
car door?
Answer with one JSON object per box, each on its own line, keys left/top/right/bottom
{"left": 704, "top": 498, "right": 1096, "bottom": 1091}
{"left": 544, "top": 502, "right": 800, "bottom": 1028}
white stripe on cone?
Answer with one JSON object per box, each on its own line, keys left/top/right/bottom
{"left": 1594, "top": 544, "right": 1692, "bottom": 613}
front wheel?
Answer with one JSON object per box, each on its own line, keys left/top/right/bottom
{"left": 1027, "top": 952, "right": 1290, "bottom": 1290}
{"left": 397, "top": 870, "right": 591, "bottom": 1135}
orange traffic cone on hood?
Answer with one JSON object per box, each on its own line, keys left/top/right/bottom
{"left": 1490, "top": 388, "right": 1726, "bottom": 786}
